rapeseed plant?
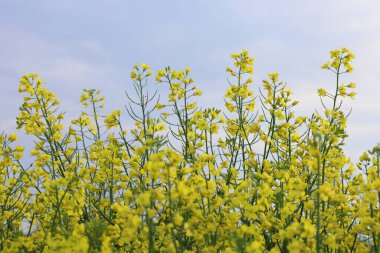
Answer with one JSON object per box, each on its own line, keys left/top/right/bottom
{"left": 0, "top": 48, "right": 378, "bottom": 252}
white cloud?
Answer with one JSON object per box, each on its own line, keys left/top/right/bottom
{"left": 0, "top": 25, "right": 120, "bottom": 130}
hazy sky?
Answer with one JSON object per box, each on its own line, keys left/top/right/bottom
{"left": 1, "top": 0, "right": 379, "bottom": 159}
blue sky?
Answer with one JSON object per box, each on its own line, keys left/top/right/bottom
{"left": 1, "top": 0, "right": 379, "bottom": 159}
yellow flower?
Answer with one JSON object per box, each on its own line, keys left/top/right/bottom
{"left": 193, "top": 88, "right": 202, "bottom": 96}
{"left": 173, "top": 213, "right": 184, "bottom": 226}
{"left": 348, "top": 92, "right": 356, "bottom": 99}
{"left": 141, "top": 63, "right": 151, "bottom": 71}
{"left": 155, "top": 102, "right": 165, "bottom": 110}
{"left": 104, "top": 110, "right": 121, "bottom": 129}
{"left": 9, "top": 133, "right": 18, "bottom": 142}
{"left": 317, "top": 88, "right": 327, "bottom": 97}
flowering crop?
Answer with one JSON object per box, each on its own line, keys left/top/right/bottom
{"left": 0, "top": 48, "right": 379, "bottom": 252}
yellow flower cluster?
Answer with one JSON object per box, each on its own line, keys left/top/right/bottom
{"left": 0, "top": 48, "right": 379, "bottom": 252}
{"left": 321, "top": 47, "right": 355, "bottom": 73}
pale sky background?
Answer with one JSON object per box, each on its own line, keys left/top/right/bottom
{"left": 0, "top": 0, "right": 379, "bottom": 160}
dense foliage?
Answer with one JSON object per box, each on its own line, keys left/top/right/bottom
{"left": 0, "top": 48, "right": 379, "bottom": 252}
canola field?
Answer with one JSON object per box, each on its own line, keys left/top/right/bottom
{"left": 0, "top": 48, "right": 379, "bottom": 252}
